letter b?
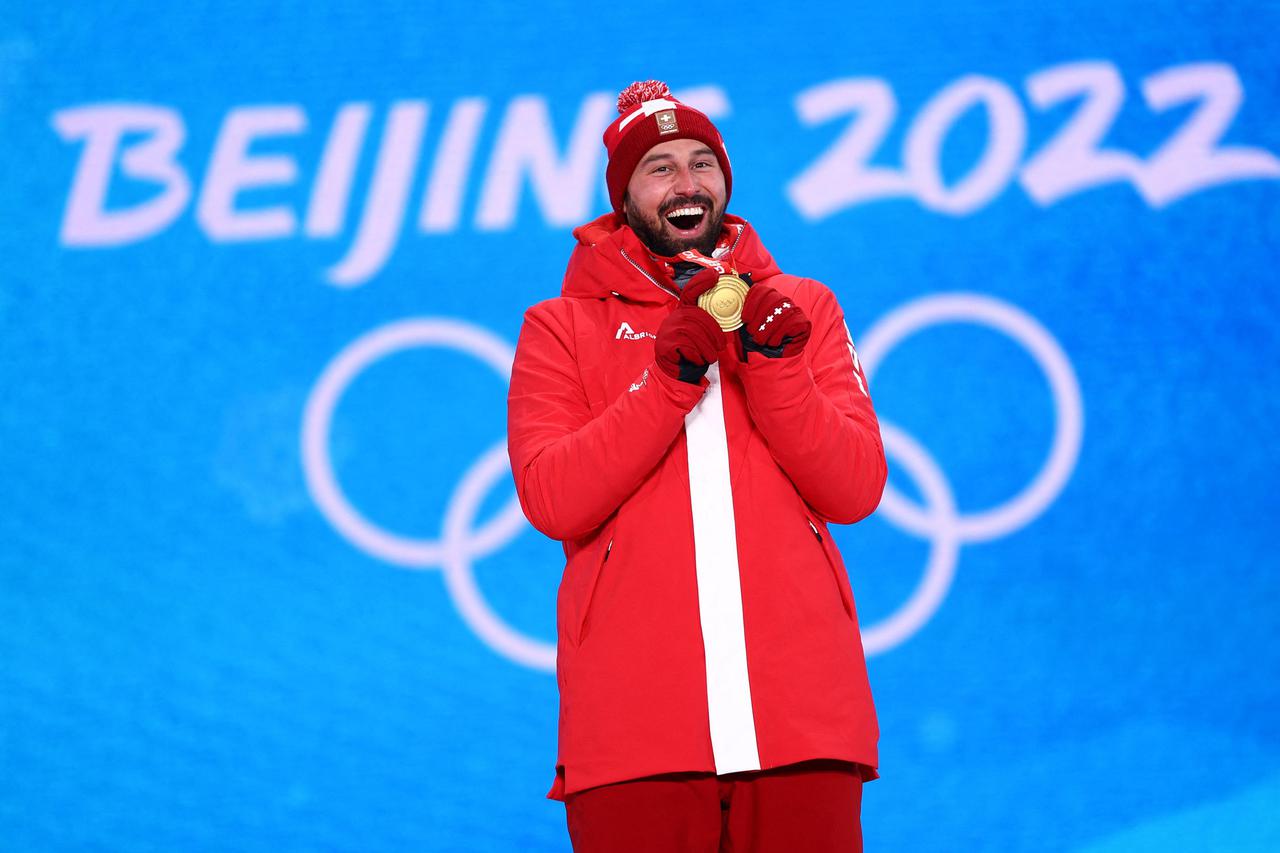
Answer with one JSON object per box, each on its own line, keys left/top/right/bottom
{"left": 52, "top": 104, "right": 191, "bottom": 246}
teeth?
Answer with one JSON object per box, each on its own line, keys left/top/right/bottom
{"left": 666, "top": 206, "right": 705, "bottom": 219}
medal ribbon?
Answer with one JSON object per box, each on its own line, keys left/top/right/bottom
{"left": 659, "top": 223, "right": 745, "bottom": 277}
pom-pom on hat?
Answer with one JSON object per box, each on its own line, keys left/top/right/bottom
{"left": 603, "top": 80, "right": 732, "bottom": 213}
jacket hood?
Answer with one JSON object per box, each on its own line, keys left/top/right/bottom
{"left": 561, "top": 212, "right": 783, "bottom": 304}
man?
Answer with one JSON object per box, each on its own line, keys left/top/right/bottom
{"left": 507, "top": 80, "right": 887, "bottom": 852}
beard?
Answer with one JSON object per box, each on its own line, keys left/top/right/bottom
{"left": 623, "top": 193, "right": 726, "bottom": 257}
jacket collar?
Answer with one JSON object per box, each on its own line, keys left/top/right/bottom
{"left": 561, "top": 213, "right": 782, "bottom": 304}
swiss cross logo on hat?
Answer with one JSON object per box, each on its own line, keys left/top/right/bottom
{"left": 656, "top": 109, "right": 678, "bottom": 135}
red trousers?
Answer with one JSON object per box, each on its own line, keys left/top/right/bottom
{"left": 564, "top": 760, "right": 863, "bottom": 853}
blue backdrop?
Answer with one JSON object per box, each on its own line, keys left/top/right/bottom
{"left": 2, "top": 1, "right": 1278, "bottom": 850}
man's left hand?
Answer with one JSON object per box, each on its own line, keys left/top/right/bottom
{"left": 738, "top": 284, "right": 811, "bottom": 359}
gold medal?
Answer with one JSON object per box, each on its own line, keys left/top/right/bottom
{"left": 697, "top": 274, "right": 749, "bottom": 331}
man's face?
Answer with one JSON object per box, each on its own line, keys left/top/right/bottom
{"left": 623, "top": 138, "right": 727, "bottom": 257}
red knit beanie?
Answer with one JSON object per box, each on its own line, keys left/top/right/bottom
{"left": 603, "top": 80, "right": 733, "bottom": 213}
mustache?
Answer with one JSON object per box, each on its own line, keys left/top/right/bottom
{"left": 660, "top": 195, "right": 716, "bottom": 216}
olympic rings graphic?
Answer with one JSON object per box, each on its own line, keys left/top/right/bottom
{"left": 301, "top": 320, "right": 526, "bottom": 568}
{"left": 300, "top": 319, "right": 556, "bottom": 670}
{"left": 859, "top": 293, "right": 1085, "bottom": 544}
{"left": 855, "top": 292, "right": 1084, "bottom": 655}
{"left": 301, "top": 292, "right": 1083, "bottom": 671}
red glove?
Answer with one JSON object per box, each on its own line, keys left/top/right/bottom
{"left": 655, "top": 268, "right": 725, "bottom": 384}
{"left": 738, "top": 284, "right": 811, "bottom": 359}
{"left": 680, "top": 267, "right": 721, "bottom": 307}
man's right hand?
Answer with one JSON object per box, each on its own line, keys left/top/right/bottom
{"left": 655, "top": 270, "right": 726, "bottom": 384}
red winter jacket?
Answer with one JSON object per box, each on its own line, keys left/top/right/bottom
{"left": 507, "top": 213, "right": 887, "bottom": 800}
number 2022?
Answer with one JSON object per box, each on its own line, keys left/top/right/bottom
{"left": 786, "top": 61, "right": 1280, "bottom": 218}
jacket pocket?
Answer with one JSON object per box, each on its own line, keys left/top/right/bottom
{"left": 805, "top": 515, "right": 855, "bottom": 621}
{"left": 558, "top": 521, "right": 616, "bottom": 648}
{"left": 577, "top": 536, "right": 613, "bottom": 645}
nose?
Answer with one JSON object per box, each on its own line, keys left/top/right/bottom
{"left": 672, "top": 164, "right": 700, "bottom": 197}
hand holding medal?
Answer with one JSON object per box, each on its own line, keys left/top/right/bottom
{"left": 674, "top": 246, "right": 750, "bottom": 332}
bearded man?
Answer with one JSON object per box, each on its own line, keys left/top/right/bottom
{"left": 507, "top": 80, "right": 887, "bottom": 852}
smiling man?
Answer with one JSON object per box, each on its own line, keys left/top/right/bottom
{"left": 507, "top": 81, "right": 888, "bottom": 852}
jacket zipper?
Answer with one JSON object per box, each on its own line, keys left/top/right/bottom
{"left": 808, "top": 520, "right": 822, "bottom": 542}
{"left": 619, "top": 248, "right": 678, "bottom": 299}
{"left": 726, "top": 224, "right": 745, "bottom": 255}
